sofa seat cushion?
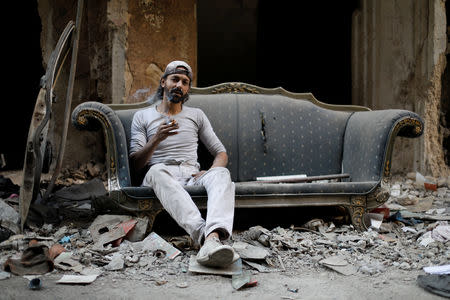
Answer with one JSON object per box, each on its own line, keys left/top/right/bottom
{"left": 120, "top": 181, "right": 378, "bottom": 200}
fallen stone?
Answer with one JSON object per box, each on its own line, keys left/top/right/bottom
{"left": 337, "top": 234, "right": 362, "bottom": 243}
{"left": 399, "top": 262, "right": 411, "bottom": 270}
{"left": 54, "top": 252, "right": 83, "bottom": 273}
{"left": 232, "top": 241, "right": 269, "bottom": 260}
{"left": 396, "top": 195, "right": 419, "bottom": 206}
{"left": 319, "top": 256, "right": 357, "bottom": 276}
{"left": 104, "top": 253, "right": 124, "bottom": 271}
{"left": 0, "top": 199, "right": 19, "bottom": 234}
{"left": 0, "top": 271, "right": 11, "bottom": 280}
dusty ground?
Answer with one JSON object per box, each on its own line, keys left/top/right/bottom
{"left": 0, "top": 170, "right": 448, "bottom": 299}
{"left": 0, "top": 267, "right": 438, "bottom": 300}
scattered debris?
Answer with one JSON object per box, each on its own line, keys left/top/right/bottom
{"left": 232, "top": 271, "right": 255, "bottom": 290}
{"left": 242, "top": 225, "right": 271, "bottom": 247}
{"left": 0, "top": 271, "right": 10, "bottom": 280}
{"left": 232, "top": 241, "right": 269, "bottom": 260}
{"left": 319, "top": 256, "right": 357, "bottom": 276}
{"left": 89, "top": 215, "right": 142, "bottom": 251}
{"left": 50, "top": 163, "right": 106, "bottom": 187}
{"left": 4, "top": 243, "right": 54, "bottom": 275}
{"left": 54, "top": 252, "right": 83, "bottom": 273}
{"left": 0, "top": 199, "right": 20, "bottom": 235}
{"left": 363, "top": 213, "right": 384, "bottom": 229}
{"left": 243, "top": 260, "right": 271, "bottom": 273}
{"left": 0, "top": 171, "right": 448, "bottom": 294}
{"left": 28, "top": 277, "right": 42, "bottom": 290}
{"left": 169, "top": 235, "right": 196, "bottom": 251}
{"left": 285, "top": 284, "right": 299, "bottom": 293}
{"left": 104, "top": 252, "right": 124, "bottom": 271}
{"left": 133, "top": 232, "right": 181, "bottom": 259}
{"left": 176, "top": 281, "right": 189, "bottom": 288}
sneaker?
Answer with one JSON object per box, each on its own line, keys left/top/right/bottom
{"left": 196, "top": 236, "right": 237, "bottom": 267}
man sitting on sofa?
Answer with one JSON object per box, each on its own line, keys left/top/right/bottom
{"left": 129, "top": 60, "right": 238, "bottom": 268}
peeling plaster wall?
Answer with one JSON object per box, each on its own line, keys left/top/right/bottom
{"left": 352, "top": 0, "right": 448, "bottom": 177}
{"left": 126, "top": 0, "right": 197, "bottom": 103}
{"left": 107, "top": 0, "right": 129, "bottom": 104}
{"left": 38, "top": 0, "right": 197, "bottom": 169}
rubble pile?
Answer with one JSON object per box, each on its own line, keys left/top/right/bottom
{"left": 0, "top": 172, "right": 448, "bottom": 295}
{"left": 51, "top": 162, "right": 106, "bottom": 187}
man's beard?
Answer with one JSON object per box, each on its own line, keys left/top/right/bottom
{"left": 165, "top": 86, "right": 189, "bottom": 103}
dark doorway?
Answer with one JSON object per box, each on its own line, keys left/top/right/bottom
{"left": 197, "top": 0, "right": 358, "bottom": 105}
{"left": 197, "top": 0, "right": 259, "bottom": 86}
{"left": 1, "top": 2, "right": 44, "bottom": 171}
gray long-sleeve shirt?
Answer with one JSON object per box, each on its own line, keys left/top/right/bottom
{"left": 130, "top": 106, "right": 226, "bottom": 167}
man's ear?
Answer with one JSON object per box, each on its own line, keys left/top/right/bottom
{"left": 160, "top": 78, "right": 166, "bottom": 88}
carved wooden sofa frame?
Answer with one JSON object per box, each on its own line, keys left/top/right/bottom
{"left": 71, "top": 82, "right": 424, "bottom": 231}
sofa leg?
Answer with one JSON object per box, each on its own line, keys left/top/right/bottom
{"left": 366, "top": 185, "right": 390, "bottom": 208}
{"left": 347, "top": 196, "right": 367, "bottom": 231}
{"left": 138, "top": 199, "right": 163, "bottom": 233}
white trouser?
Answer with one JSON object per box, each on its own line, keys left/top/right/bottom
{"left": 142, "top": 162, "right": 235, "bottom": 246}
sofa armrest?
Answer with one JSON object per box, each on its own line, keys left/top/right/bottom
{"left": 342, "top": 109, "right": 423, "bottom": 182}
{"left": 71, "top": 101, "right": 131, "bottom": 190}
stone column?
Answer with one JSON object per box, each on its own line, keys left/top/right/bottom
{"left": 107, "top": 0, "right": 128, "bottom": 104}
{"left": 352, "top": 0, "right": 448, "bottom": 177}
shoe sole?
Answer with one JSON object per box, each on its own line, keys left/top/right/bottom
{"left": 197, "top": 245, "right": 234, "bottom": 268}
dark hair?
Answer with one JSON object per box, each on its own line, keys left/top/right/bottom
{"left": 156, "top": 84, "right": 164, "bottom": 100}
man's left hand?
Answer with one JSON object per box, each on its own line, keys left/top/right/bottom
{"left": 192, "top": 170, "right": 206, "bottom": 180}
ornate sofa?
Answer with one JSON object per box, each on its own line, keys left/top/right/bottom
{"left": 71, "top": 83, "right": 424, "bottom": 231}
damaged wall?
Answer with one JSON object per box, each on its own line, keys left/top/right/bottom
{"left": 37, "top": 0, "right": 197, "bottom": 169}
{"left": 352, "top": 0, "right": 449, "bottom": 177}
{"left": 126, "top": 0, "right": 197, "bottom": 103}
{"left": 38, "top": 0, "right": 105, "bottom": 171}
{"left": 37, "top": 0, "right": 447, "bottom": 178}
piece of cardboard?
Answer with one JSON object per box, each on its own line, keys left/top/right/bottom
{"left": 57, "top": 275, "right": 98, "bottom": 284}
{"left": 54, "top": 252, "right": 83, "bottom": 273}
{"left": 141, "top": 232, "right": 181, "bottom": 259}
{"left": 423, "top": 264, "right": 450, "bottom": 275}
{"left": 88, "top": 215, "right": 132, "bottom": 242}
{"left": 188, "top": 255, "right": 242, "bottom": 275}
{"left": 232, "top": 272, "right": 252, "bottom": 290}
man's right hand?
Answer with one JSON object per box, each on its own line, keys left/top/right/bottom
{"left": 130, "top": 119, "right": 179, "bottom": 174}
{"left": 153, "top": 120, "right": 179, "bottom": 143}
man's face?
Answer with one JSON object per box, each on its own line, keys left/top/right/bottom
{"left": 162, "top": 72, "right": 191, "bottom": 103}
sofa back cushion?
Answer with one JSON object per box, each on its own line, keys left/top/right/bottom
{"left": 189, "top": 93, "right": 352, "bottom": 182}
{"left": 187, "top": 94, "right": 239, "bottom": 180}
